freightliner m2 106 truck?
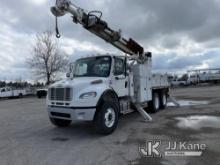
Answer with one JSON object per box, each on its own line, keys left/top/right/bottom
{"left": 48, "top": 0, "right": 170, "bottom": 134}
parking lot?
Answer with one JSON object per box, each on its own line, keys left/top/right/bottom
{"left": 0, "top": 85, "right": 220, "bottom": 165}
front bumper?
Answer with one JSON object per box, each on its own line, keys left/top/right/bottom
{"left": 47, "top": 106, "right": 96, "bottom": 121}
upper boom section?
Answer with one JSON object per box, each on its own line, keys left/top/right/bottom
{"left": 50, "top": 0, "right": 144, "bottom": 56}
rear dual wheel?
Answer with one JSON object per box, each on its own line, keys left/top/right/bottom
{"left": 151, "top": 92, "right": 160, "bottom": 112}
{"left": 150, "top": 91, "right": 167, "bottom": 113}
{"left": 160, "top": 91, "right": 167, "bottom": 109}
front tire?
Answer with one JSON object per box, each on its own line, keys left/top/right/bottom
{"left": 95, "top": 102, "right": 119, "bottom": 135}
{"left": 50, "top": 118, "right": 71, "bottom": 127}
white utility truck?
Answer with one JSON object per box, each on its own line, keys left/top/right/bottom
{"left": 187, "top": 68, "right": 220, "bottom": 85}
{"left": 48, "top": 0, "right": 170, "bottom": 134}
{"left": 0, "top": 87, "right": 25, "bottom": 98}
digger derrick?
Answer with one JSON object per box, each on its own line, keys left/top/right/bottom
{"left": 50, "top": 0, "right": 144, "bottom": 56}
{"left": 47, "top": 0, "right": 171, "bottom": 134}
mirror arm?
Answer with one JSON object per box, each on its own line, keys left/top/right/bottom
{"left": 124, "top": 56, "right": 127, "bottom": 77}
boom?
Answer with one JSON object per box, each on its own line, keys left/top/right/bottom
{"left": 50, "top": 0, "right": 144, "bottom": 56}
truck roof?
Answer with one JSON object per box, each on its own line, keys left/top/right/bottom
{"left": 71, "top": 54, "right": 125, "bottom": 62}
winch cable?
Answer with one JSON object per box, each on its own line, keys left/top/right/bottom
{"left": 55, "top": 16, "right": 61, "bottom": 38}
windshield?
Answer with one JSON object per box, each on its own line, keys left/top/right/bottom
{"left": 73, "top": 56, "right": 111, "bottom": 77}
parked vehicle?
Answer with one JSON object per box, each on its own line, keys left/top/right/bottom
{"left": 48, "top": 0, "right": 170, "bottom": 134}
{"left": 0, "top": 87, "right": 26, "bottom": 98}
{"left": 171, "top": 79, "right": 188, "bottom": 86}
{"left": 36, "top": 89, "right": 48, "bottom": 98}
{"left": 187, "top": 71, "right": 220, "bottom": 85}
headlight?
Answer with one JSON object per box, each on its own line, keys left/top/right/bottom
{"left": 79, "top": 92, "right": 97, "bottom": 99}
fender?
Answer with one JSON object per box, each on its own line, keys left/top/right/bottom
{"left": 97, "top": 89, "right": 119, "bottom": 105}
{"left": 94, "top": 89, "right": 120, "bottom": 120}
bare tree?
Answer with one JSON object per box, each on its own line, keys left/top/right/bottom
{"left": 27, "top": 31, "right": 68, "bottom": 85}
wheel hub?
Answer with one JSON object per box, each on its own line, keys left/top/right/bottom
{"left": 104, "top": 108, "right": 115, "bottom": 128}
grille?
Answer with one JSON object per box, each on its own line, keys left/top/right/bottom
{"left": 49, "top": 87, "right": 72, "bottom": 101}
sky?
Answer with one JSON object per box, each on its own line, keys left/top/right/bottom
{"left": 0, "top": 0, "right": 220, "bottom": 81}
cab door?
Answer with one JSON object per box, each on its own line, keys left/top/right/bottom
{"left": 0, "top": 88, "right": 6, "bottom": 97}
{"left": 111, "top": 57, "right": 129, "bottom": 97}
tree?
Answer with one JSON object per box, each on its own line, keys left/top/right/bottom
{"left": 27, "top": 31, "right": 68, "bottom": 85}
{"left": 180, "top": 74, "right": 188, "bottom": 81}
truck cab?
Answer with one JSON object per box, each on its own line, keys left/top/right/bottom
{"left": 0, "top": 87, "right": 12, "bottom": 98}
{"left": 47, "top": 55, "right": 129, "bottom": 133}
{"left": 47, "top": 54, "right": 169, "bottom": 134}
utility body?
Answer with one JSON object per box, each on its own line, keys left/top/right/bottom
{"left": 48, "top": 0, "right": 170, "bottom": 134}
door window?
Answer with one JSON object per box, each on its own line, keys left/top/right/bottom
{"left": 114, "top": 57, "right": 125, "bottom": 76}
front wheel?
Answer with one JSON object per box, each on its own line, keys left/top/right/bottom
{"left": 50, "top": 118, "right": 71, "bottom": 127}
{"left": 95, "top": 102, "right": 119, "bottom": 135}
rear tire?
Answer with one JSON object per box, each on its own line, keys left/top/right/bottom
{"left": 95, "top": 102, "right": 119, "bottom": 135}
{"left": 50, "top": 118, "right": 71, "bottom": 127}
{"left": 150, "top": 92, "right": 160, "bottom": 113}
{"left": 160, "top": 91, "right": 167, "bottom": 109}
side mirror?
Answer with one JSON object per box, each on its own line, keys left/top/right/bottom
{"left": 66, "top": 73, "right": 70, "bottom": 78}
